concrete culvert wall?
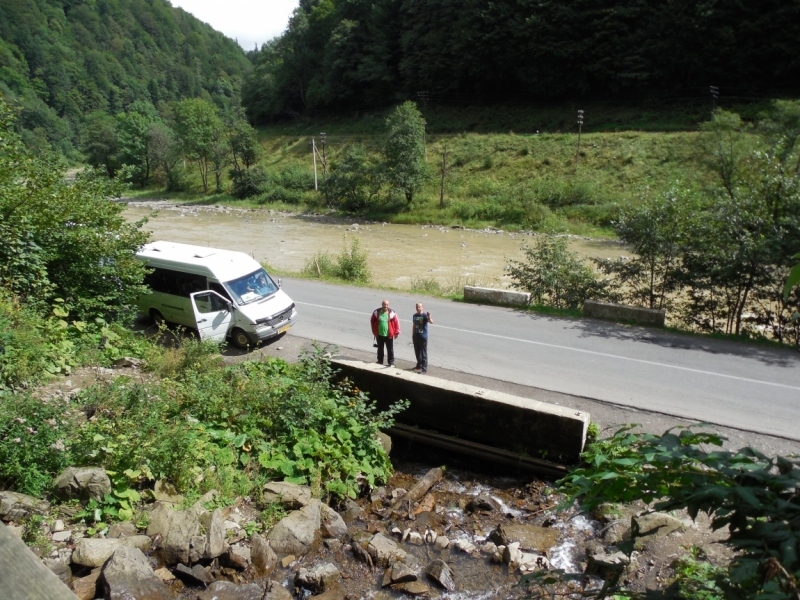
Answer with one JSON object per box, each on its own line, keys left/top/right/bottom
{"left": 583, "top": 300, "right": 666, "bottom": 327}
{"left": 332, "top": 358, "right": 589, "bottom": 466}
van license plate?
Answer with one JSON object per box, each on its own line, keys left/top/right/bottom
{"left": 278, "top": 325, "right": 291, "bottom": 334}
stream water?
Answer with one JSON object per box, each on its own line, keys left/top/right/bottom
{"left": 124, "top": 201, "right": 630, "bottom": 289}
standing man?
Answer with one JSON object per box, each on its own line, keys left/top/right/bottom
{"left": 371, "top": 299, "right": 400, "bottom": 366}
{"left": 412, "top": 302, "right": 433, "bottom": 374}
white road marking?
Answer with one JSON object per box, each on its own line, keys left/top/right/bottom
{"left": 295, "top": 301, "right": 800, "bottom": 392}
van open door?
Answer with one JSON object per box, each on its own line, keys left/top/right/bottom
{"left": 190, "top": 290, "right": 233, "bottom": 342}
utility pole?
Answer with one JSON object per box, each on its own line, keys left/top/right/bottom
{"left": 575, "top": 109, "right": 584, "bottom": 172}
{"left": 710, "top": 85, "right": 719, "bottom": 115}
{"left": 417, "top": 91, "right": 429, "bottom": 162}
{"left": 312, "top": 137, "right": 318, "bottom": 191}
{"left": 439, "top": 143, "right": 448, "bottom": 209}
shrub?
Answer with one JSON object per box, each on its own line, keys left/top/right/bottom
{"left": 230, "top": 166, "right": 270, "bottom": 199}
{"left": 506, "top": 234, "right": 613, "bottom": 310}
{"left": 302, "top": 235, "right": 371, "bottom": 283}
{"left": 165, "top": 166, "right": 191, "bottom": 192}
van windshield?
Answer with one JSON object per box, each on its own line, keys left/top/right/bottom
{"left": 224, "top": 268, "right": 279, "bottom": 305}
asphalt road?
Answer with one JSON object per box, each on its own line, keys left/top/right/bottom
{"left": 281, "top": 277, "right": 800, "bottom": 441}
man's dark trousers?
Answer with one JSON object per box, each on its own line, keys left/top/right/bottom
{"left": 413, "top": 335, "right": 427, "bottom": 372}
{"left": 377, "top": 336, "right": 394, "bottom": 365}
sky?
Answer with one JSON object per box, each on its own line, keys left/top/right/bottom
{"left": 169, "top": 0, "right": 299, "bottom": 51}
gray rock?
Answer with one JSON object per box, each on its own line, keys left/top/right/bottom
{"left": 466, "top": 493, "right": 498, "bottom": 513}
{"left": 490, "top": 523, "right": 559, "bottom": 552}
{"left": 146, "top": 503, "right": 226, "bottom": 564}
{"left": 434, "top": 536, "right": 450, "bottom": 550}
{"left": 224, "top": 543, "right": 251, "bottom": 570}
{"left": 198, "top": 581, "right": 265, "bottom": 600}
{"left": 267, "top": 501, "right": 320, "bottom": 555}
{"left": 382, "top": 560, "right": 417, "bottom": 587}
{"left": 72, "top": 567, "right": 101, "bottom": 600}
{"left": 426, "top": 559, "right": 455, "bottom": 591}
{"left": 108, "top": 521, "right": 137, "bottom": 539}
{"left": 0, "top": 490, "right": 51, "bottom": 521}
{"left": 53, "top": 467, "right": 111, "bottom": 502}
{"left": 151, "top": 480, "right": 184, "bottom": 505}
{"left": 100, "top": 545, "right": 172, "bottom": 600}
{"left": 51, "top": 519, "right": 65, "bottom": 533}
{"left": 43, "top": 558, "right": 71, "bottom": 584}
{"left": 52, "top": 530, "right": 72, "bottom": 543}
{"left": 295, "top": 562, "right": 341, "bottom": 592}
{"left": 407, "top": 531, "right": 424, "bottom": 545}
{"left": 586, "top": 550, "right": 631, "bottom": 578}
{"left": 72, "top": 536, "right": 153, "bottom": 568}
{"left": 251, "top": 533, "right": 278, "bottom": 575}
{"left": 310, "top": 590, "right": 346, "bottom": 600}
{"left": 113, "top": 357, "right": 143, "bottom": 369}
{"left": 368, "top": 533, "right": 408, "bottom": 567}
{"left": 261, "top": 481, "right": 312, "bottom": 509}
{"left": 324, "top": 538, "right": 342, "bottom": 552}
{"left": 632, "top": 512, "right": 684, "bottom": 549}
{"left": 376, "top": 431, "right": 392, "bottom": 454}
{"left": 392, "top": 581, "right": 430, "bottom": 595}
{"left": 320, "top": 502, "right": 348, "bottom": 540}
{"left": 6, "top": 525, "right": 24, "bottom": 538}
{"left": 341, "top": 499, "right": 363, "bottom": 522}
{"left": 175, "top": 563, "right": 214, "bottom": 586}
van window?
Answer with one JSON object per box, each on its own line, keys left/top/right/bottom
{"left": 208, "top": 281, "right": 233, "bottom": 302}
{"left": 224, "top": 268, "right": 278, "bottom": 305}
{"left": 194, "top": 292, "right": 229, "bottom": 313}
{"left": 145, "top": 268, "right": 207, "bottom": 297}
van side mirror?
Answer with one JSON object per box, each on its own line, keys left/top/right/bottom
{"left": 278, "top": 278, "right": 282, "bottom": 288}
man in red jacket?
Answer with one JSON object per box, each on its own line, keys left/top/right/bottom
{"left": 371, "top": 299, "right": 400, "bottom": 366}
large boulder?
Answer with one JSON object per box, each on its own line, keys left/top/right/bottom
{"left": 198, "top": 580, "right": 292, "bottom": 600}
{"left": 632, "top": 512, "right": 684, "bottom": 549}
{"left": 72, "top": 536, "right": 152, "bottom": 568}
{"left": 295, "top": 563, "right": 341, "bottom": 593}
{"left": 146, "top": 503, "right": 226, "bottom": 564}
{"left": 251, "top": 533, "right": 278, "bottom": 575}
{"left": 267, "top": 501, "right": 321, "bottom": 555}
{"left": 490, "top": 523, "right": 559, "bottom": 552}
{"left": 53, "top": 467, "right": 111, "bottom": 502}
{"left": 261, "top": 481, "right": 312, "bottom": 509}
{"left": 0, "top": 491, "right": 51, "bottom": 521}
{"left": 100, "top": 545, "right": 173, "bottom": 600}
{"left": 320, "top": 503, "right": 348, "bottom": 540}
{"left": 368, "top": 533, "right": 408, "bottom": 568}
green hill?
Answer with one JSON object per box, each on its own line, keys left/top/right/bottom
{"left": 0, "top": 0, "right": 251, "bottom": 157}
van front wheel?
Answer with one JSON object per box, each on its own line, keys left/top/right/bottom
{"left": 230, "top": 328, "right": 252, "bottom": 350}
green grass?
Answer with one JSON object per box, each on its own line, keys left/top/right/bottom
{"left": 124, "top": 101, "right": 759, "bottom": 236}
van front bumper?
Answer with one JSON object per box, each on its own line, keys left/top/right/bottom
{"left": 252, "top": 310, "right": 299, "bottom": 342}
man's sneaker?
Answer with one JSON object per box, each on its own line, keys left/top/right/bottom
{"left": 388, "top": 363, "right": 395, "bottom": 367}
{"left": 413, "top": 367, "right": 422, "bottom": 373}
{"left": 376, "top": 361, "right": 383, "bottom": 365}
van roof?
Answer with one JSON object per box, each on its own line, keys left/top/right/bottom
{"left": 137, "top": 241, "right": 261, "bottom": 281}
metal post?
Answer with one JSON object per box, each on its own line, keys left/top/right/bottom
{"left": 575, "top": 110, "right": 584, "bottom": 171}
{"left": 710, "top": 85, "right": 719, "bottom": 115}
{"left": 312, "top": 137, "right": 318, "bottom": 191}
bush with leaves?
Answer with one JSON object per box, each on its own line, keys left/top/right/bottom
{"left": 303, "top": 235, "right": 371, "bottom": 283}
{"left": 325, "top": 145, "right": 384, "bottom": 210}
{"left": 556, "top": 426, "right": 800, "bottom": 600}
{"left": 506, "top": 234, "right": 613, "bottom": 310}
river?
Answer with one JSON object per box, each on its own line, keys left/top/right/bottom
{"left": 124, "top": 201, "right": 629, "bottom": 290}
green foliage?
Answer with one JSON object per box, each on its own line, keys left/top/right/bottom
{"left": 325, "top": 144, "right": 384, "bottom": 210}
{"left": 506, "top": 234, "right": 613, "bottom": 310}
{"left": 75, "top": 472, "right": 142, "bottom": 524}
{"left": 174, "top": 99, "right": 223, "bottom": 193}
{"left": 559, "top": 426, "right": 800, "bottom": 600}
{"left": 242, "top": 1, "right": 798, "bottom": 122}
{"left": 58, "top": 341, "right": 403, "bottom": 500}
{"left": 0, "top": 0, "right": 250, "bottom": 156}
{"left": 0, "top": 99, "right": 150, "bottom": 322}
{"left": 0, "top": 391, "right": 75, "bottom": 496}
{"left": 384, "top": 101, "right": 427, "bottom": 203}
{"left": 673, "top": 548, "right": 726, "bottom": 600}
{"left": 303, "top": 235, "right": 371, "bottom": 283}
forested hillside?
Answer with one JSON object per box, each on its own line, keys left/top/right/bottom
{"left": 0, "top": 0, "right": 250, "bottom": 157}
{"left": 243, "top": 0, "right": 800, "bottom": 123}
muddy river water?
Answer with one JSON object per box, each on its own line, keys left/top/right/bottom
{"left": 124, "top": 201, "right": 629, "bottom": 289}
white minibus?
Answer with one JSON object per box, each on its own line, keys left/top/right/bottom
{"left": 136, "top": 241, "right": 298, "bottom": 348}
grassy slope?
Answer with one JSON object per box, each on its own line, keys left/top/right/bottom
{"left": 133, "top": 102, "right": 769, "bottom": 235}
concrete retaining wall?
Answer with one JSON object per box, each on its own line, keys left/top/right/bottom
{"left": 584, "top": 299, "right": 666, "bottom": 327}
{"left": 464, "top": 286, "right": 531, "bottom": 306}
{"left": 332, "top": 358, "right": 589, "bottom": 465}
